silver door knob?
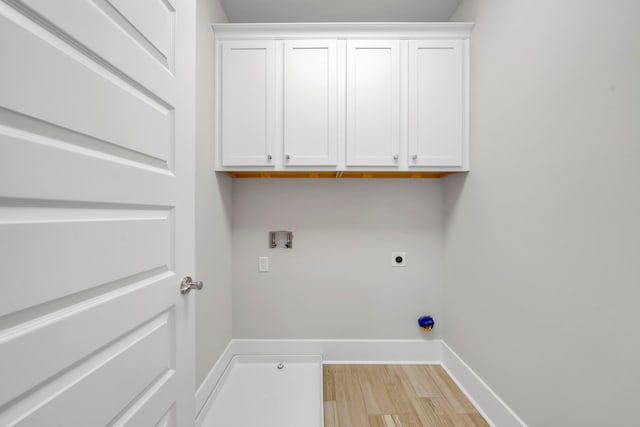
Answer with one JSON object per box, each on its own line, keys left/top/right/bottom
{"left": 285, "top": 153, "right": 291, "bottom": 161}
{"left": 180, "top": 276, "right": 203, "bottom": 294}
{"left": 412, "top": 154, "right": 418, "bottom": 160}
{"left": 393, "top": 154, "right": 399, "bottom": 161}
{"left": 267, "top": 154, "right": 272, "bottom": 161}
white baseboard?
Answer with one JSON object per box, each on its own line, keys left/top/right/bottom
{"left": 195, "top": 339, "right": 526, "bottom": 427}
{"left": 195, "top": 340, "right": 235, "bottom": 425}
{"left": 233, "top": 338, "right": 442, "bottom": 364}
{"left": 441, "top": 342, "right": 527, "bottom": 427}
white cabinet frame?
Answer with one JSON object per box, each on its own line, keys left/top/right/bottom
{"left": 346, "top": 40, "right": 401, "bottom": 167}
{"left": 213, "top": 23, "right": 473, "bottom": 174}
{"left": 220, "top": 40, "right": 276, "bottom": 166}
{"left": 408, "top": 40, "right": 466, "bottom": 167}
{"left": 283, "top": 40, "right": 338, "bottom": 166}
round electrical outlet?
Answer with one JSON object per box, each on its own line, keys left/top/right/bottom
{"left": 391, "top": 251, "right": 406, "bottom": 267}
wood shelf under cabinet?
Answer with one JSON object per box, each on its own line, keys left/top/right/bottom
{"left": 222, "top": 171, "right": 459, "bottom": 179}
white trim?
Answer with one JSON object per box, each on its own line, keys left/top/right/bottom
{"left": 441, "top": 342, "right": 528, "bottom": 427}
{"left": 212, "top": 22, "right": 475, "bottom": 41}
{"left": 194, "top": 340, "right": 235, "bottom": 425}
{"left": 232, "top": 339, "right": 442, "bottom": 364}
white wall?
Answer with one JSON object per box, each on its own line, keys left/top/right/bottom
{"left": 195, "top": 0, "right": 232, "bottom": 388}
{"left": 232, "top": 179, "right": 444, "bottom": 340}
{"left": 445, "top": 1, "right": 640, "bottom": 426}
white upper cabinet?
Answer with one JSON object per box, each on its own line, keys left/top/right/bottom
{"left": 283, "top": 40, "right": 338, "bottom": 166}
{"left": 213, "top": 23, "right": 473, "bottom": 175}
{"left": 346, "top": 41, "right": 401, "bottom": 167}
{"left": 409, "top": 40, "right": 465, "bottom": 167}
{"left": 221, "top": 40, "right": 276, "bottom": 166}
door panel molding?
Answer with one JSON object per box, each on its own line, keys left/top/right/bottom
{"left": 0, "top": 310, "right": 175, "bottom": 426}
{"left": 2, "top": 0, "right": 174, "bottom": 107}
{"left": 0, "top": 0, "right": 196, "bottom": 424}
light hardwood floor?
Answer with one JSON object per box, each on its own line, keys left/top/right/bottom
{"left": 323, "top": 365, "right": 489, "bottom": 427}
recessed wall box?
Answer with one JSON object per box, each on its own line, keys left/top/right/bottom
{"left": 269, "top": 231, "right": 293, "bottom": 249}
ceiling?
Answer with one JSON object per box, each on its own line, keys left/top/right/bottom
{"left": 219, "top": 0, "right": 463, "bottom": 23}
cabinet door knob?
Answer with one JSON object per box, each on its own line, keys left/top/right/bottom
{"left": 412, "top": 154, "right": 418, "bottom": 161}
{"left": 285, "top": 153, "right": 291, "bottom": 161}
{"left": 393, "top": 154, "right": 399, "bottom": 161}
{"left": 267, "top": 154, "right": 272, "bottom": 161}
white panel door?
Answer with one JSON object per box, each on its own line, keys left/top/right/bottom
{"left": 0, "top": 0, "right": 196, "bottom": 426}
{"left": 408, "top": 40, "right": 464, "bottom": 167}
{"left": 346, "top": 40, "right": 400, "bottom": 167}
{"left": 283, "top": 40, "right": 338, "bottom": 166}
{"left": 221, "top": 40, "right": 276, "bottom": 167}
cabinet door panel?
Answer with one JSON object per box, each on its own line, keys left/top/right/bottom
{"left": 284, "top": 40, "right": 338, "bottom": 166}
{"left": 346, "top": 41, "right": 400, "bottom": 167}
{"left": 409, "top": 40, "right": 464, "bottom": 167}
{"left": 221, "top": 41, "right": 276, "bottom": 166}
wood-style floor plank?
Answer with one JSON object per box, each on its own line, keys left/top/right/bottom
{"left": 412, "top": 398, "right": 455, "bottom": 427}
{"left": 368, "top": 414, "right": 403, "bottom": 427}
{"left": 358, "top": 365, "right": 400, "bottom": 415}
{"left": 426, "top": 365, "right": 479, "bottom": 415}
{"left": 332, "top": 365, "right": 370, "bottom": 427}
{"left": 324, "top": 364, "right": 489, "bottom": 427}
{"left": 324, "top": 401, "right": 339, "bottom": 427}
{"left": 384, "top": 366, "right": 424, "bottom": 425}
{"left": 402, "top": 365, "right": 443, "bottom": 398}
{"left": 324, "top": 365, "right": 336, "bottom": 402}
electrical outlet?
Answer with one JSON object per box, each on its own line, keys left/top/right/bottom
{"left": 391, "top": 251, "right": 406, "bottom": 267}
{"left": 259, "top": 256, "right": 269, "bottom": 272}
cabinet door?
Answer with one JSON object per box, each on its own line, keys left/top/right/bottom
{"left": 283, "top": 40, "right": 338, "bottom": 166}
{"left": 346, "top": 40, "right": 401, "bottom": 167}
{"left": 408, "top": 40, "right": 464, "bottom": 167}
{"left": 221, "top": 41, "right": 276, "bottom": 166}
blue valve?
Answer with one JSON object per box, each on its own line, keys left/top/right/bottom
{"left": 418, "top": 315, "right": 435, "bottom": 332}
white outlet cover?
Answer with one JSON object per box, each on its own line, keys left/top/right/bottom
{"left": 259, "top": 256, "right": 269, "bottom": 272}
{"left": 391, "top": 251, "right": 406, "bottom": 267}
